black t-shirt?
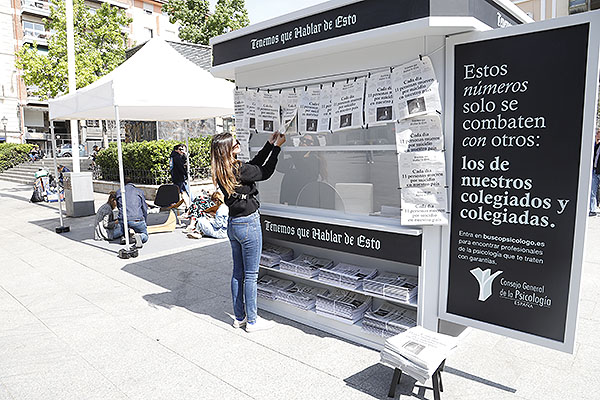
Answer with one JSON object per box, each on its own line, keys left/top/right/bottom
{"left": 170, "top": 151, "right": 187, "bottom": 184}
{"left": 219, "top": 141, "right": 281, "bottom": 218}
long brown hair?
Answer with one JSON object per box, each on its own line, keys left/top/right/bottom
{"left": 211, "top": 133, "right": 240, "bottom": 195}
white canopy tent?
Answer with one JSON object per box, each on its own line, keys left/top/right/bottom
{"left": 48, "top": 37, "right": 235, "bottom": 249}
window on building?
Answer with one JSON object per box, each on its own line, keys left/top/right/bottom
{"left": 23, "top": 21, "right": 47, "bottom": 39}
{"left": 144, "top": 27, "right": 153, "bottom": 40}
{"left": 143, "top": 2, "right": 153, "bottom": 14}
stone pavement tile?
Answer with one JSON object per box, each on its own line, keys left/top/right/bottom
{"left": 70, "top": 329, "right": 250, "bottom": 400}
{"left": 491, "top": 336, "right": 578, "bottom": 370}
{"left": 577, "top": 298, "right": 599, "bottom": 322}
{"left": 461, "top": 327, "right": 504, "bottom": 350}
{"left": 575, "top": 318, "right": 600, "bottom": 350}
{"left": 0, "top": 382, "right": 13, "bottom": 400}
{"left": 0, "top": 358, "right": 128, "bottom": 400}
{"left": 572, "top": 344, "right": 600, "bottom": 376}
{"left": 0, "top": 332, "right": 79, "bottom": 378}
{"left": 511, "top": 360, "right": 597, "bottom": 400}
{"left": 245, "top": 313, "right": 381, "bottom": 380}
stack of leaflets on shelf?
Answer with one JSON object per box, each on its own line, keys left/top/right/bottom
{"left": 363, "top": 272, "right": 418, "bottom": 303}
{"left": 380, "top": 326, "right": 458, "bottom": 383}
{"left": 260, "top": 242, "right": 294, "bottom": 268}
{"left": 280, "top": 254, "right": 334, "bottom": 278}
{"left": 257, "top": 275, "right": 294, "bottom": 300}
{"left": 318, "top": 263, "right": 378, "bottom": 289}
{"left": 315, "top": 288, "right": 372, "bottom": 323}
{"left": 275, "top": 282, "right": 330, "bottom": 310}
{"left": 362, "top": 302, "right": 417, "bottom": 337}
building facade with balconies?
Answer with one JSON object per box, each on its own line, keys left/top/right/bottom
{"left": 511, "top": 0, "right": 600, "bottom": 21}
{"left": 4, "top": 0, "right": 181, "bottom": 151}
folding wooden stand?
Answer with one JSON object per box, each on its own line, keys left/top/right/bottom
{"left": 388, "top": 360, "right": 445, "bottom": 400}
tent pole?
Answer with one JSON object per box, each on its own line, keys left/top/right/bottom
{"left": 184, "top": 119, "right": 192, "bottom": 200}
{"left": 50, "top": 121, "right": 65, "bottom": 230}
{"left": 115, "top": 105, "right": 130, "bottom": 248}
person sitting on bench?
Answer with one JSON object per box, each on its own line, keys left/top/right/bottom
{"left": 94, "top": 191, "right": 119, "bottom": 241}
{"left": 113, "top": 177, "right": 148, "bottom": 248}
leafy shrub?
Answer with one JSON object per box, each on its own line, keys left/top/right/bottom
{"left": 0, "top": 143, "right": 34, "bottom": 173}
{"left": 94, "top": 137, "right": 212, "bottom": 184}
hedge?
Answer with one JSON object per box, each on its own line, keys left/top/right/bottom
{"left": 0, "top": 143, "right": 34, "bottom": 173}
{"left": 94, "top": 137, "right": 212, "bottom": 184}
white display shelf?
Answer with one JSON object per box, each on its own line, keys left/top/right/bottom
{"left": 260, "top": 264, "right": 418, "bottom": 308}
{"left": 258, "top": 297, "right": 387, "bottom": 350}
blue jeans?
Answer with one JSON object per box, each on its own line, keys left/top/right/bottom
{"left": 227, "top": 211, "right": 262, "bottom": 324}
{"left": 591, "top": 173, "right": 600, "bottom": 212}
{"left": 113, "top": 220, "right": 149, "bottom": 243}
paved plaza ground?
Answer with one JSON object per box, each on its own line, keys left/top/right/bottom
{"left": 0, "top": 179, "right": 599, "bottom": 400}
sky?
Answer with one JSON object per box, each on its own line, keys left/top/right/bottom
{"left": 209, "top": 0, "right": 327, "bottom": 25}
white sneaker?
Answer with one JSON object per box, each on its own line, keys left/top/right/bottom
{"left": 232, "top": 317, "right": 246, "bottom": 329}
{"left": 245, "top": 317, "right": 275, "bottom": 333}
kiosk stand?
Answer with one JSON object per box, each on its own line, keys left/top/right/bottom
{"left": 211, "top": 0, "right": 532, "bottom": 350}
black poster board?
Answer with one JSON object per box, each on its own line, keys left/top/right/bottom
{"left": 447, "top": 24, "right": 590, "bottom": 342}
{"left": 261, "top": 215, "right": 422, "bottom": 265}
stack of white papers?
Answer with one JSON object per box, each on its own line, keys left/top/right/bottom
{"left": 315, "top": 288, "right": 372, "bottom": 323}
{"left": 318, "top": 263, "right": 378, "bottom": 289}
{"left": 275, "top": 283, "right": 329, "bottom": 310}
{"left": 280, "top": 254, "right": 334, "bottom": 278}
{"left": 260, "top": 242, "right": 294, "bottom": 268}
{"left": 380, "top": 326, "right": 458, "bottom": 383}
{"left": 362, "top": 302, "right": 417, "bottom": 337}
{"left": 257, "top": 275, "right": 294, "bottom": 300}
{"left": 363, "top": 272, "right": 418, "bottom": 303}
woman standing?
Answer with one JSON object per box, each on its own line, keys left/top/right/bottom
{"left": 211, "top": 131, "right": 285, "bottom": 332}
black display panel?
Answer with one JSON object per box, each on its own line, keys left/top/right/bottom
{"left": 448, "top": 24, "right": 590, "bottom": 342}
{"left": 261, "top": 215, "right": 422, "bottom": 265}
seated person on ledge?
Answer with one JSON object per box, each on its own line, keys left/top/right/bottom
{"left": 186, "top": 191, "right": 228, "bottom": 239}
{"left": 94, "top": 191, "right": 119, "bottom": 241}
{"left": 113, "top": 177, "right": 149, "bottom": 248}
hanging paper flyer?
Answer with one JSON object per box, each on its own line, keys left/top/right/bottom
{"left": 395, "top": 115, "right": 443, "bottom": 153}
{"left": 257, "top": 91, "right": 281, "bottom": 133}
{"left": 392, "top": 56, "right": 441, "bottom": 120}
{"left": 280, "top": 89, "right": 299, "bottom": 134}
{"left": 236, "top": 130, "right": 251, "bottom": 162}
{"left": 365, "top": 71, "right": 395, "bottom": 125}
{"left": 401, "top": 187, "right": 448, "bottom": 226}
{"left": 332, "top": 77, "right": 366, "bottom": 131}
{"left": 298, "top": 85, "right": 321, "bottom": 135}
{"left": 317, "top": 84, "right": 333, "bottom": 133}
{"left": 234, "top": 89, "right": 245, "bottom": 132}
{"left": 243, "top": 90, "right": 258, "bottom": 132}
{"left": 398, "top": 151, "right": 446, "bottom": 189}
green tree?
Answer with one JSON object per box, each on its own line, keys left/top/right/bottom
{"left": 15, "top": 0, "right": 132, "bottom": 100}
{"left": 163, "top": 0, "right": 249, "bottom": 45}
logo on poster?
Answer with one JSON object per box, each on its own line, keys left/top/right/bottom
{"left": 470, "top": 267, "right": 503, "bottom": 301}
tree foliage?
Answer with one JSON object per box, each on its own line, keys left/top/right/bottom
{"left": 15, "top": 0, "right": 132, "bottom": 100}
{"left": 163, "top": 0, "right": 249, "bottom": 45}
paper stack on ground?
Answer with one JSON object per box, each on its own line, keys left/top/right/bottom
{"left": 276, "top": 282, "right": 330, "bottom": 310}
{"left": 315, "top": 288, "right": 372, "bottom": 323}
{"left": 363, "top": 272, "right": 418, "bottom": 303}
{"left": 362, "top": 302, "right": 417, "bottom": 337}
{"left": 380, "top": 326, "right": 458, "bottom": 383}
{"left": 280, "top": 254, "right": 334, "bottom": 278}
{"left": 257, "top": 275, "right": 294, "bottom": 300}
{"left": 318, "top": 263, "right": 378, "bottom": 289}
{"left": 260, "top": 242, "right": 295, "bottom": 268}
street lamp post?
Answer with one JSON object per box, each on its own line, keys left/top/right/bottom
{"left": 1, "top": 116, "right": 7, "bottom": 142}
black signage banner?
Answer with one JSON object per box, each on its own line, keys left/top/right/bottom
{"left": 213, "top": 0, "right": 430, "bottom": 66}
{"left": 261, "top": 215, "right": 422, "bottom": 266}
{"left": 448, "top": 24, "right": 590, "bottom": 342}
{"left": 213, "top": 0, "right": 524, "bottom": 67}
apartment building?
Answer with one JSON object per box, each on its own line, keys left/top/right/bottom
{"left": 4, "top": 0, "right": 180, "bottom": 150}
{"left": 512, "top": 0, "right": 600, "bottom": 21}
